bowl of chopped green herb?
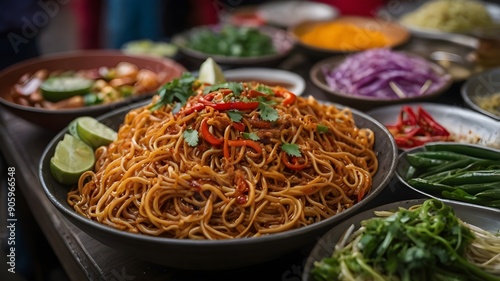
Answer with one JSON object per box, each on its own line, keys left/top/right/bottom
{"left": 172, "top": 24, "right": 295, "bottom": 67}
{"left": 303, "top": 198, "right": 500, "bottom": 281}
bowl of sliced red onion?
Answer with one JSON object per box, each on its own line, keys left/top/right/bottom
{"left": 310, "top": 48, "right": 453, "bottom": 111}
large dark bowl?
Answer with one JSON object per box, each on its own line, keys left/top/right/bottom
{"left": 39, "top": 100, "right": 398, "bottom": 270}
{"left": 0, "top": 50, "right": 186, "bottom": 131}
{"left": 461, "top": 67, "right": 500, "bottom": 121}
{"left": 302, "top": 198, "right": 500, "bottom": 280}
{"left": 172, "top": 24, "right": 294, "bottom": 67}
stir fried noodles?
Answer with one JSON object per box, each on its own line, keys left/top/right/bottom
{"left": 68, "top": 75, "right": 378, "bottom": 239}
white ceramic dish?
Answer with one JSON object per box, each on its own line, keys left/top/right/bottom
{"left": 223, "top": 68, "right": 306, "bottom": 96}
{"left": 366, "top": 102, "right": 500, "bottom": 149}
{"left": 257, "top": 1, "right": 339, "bottom": 28}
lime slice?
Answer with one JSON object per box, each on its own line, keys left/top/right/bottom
{"left": 67, "top": 118, "right": 81, "bottom": 139}
{"left": 50, "top": 134, "right": 95, "bottom": 185}
{"left": 76, "top": 116, "right": 117, "bottom": 149}
{"left": 198, "top": 57, "right": 225, "bottom": 84}
{"left": 41, "top": 76, "right": 94, "bottom": 102}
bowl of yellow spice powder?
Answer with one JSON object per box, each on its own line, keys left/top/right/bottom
{"left": 289, "top": 16, "right": 410, "bottom": 58}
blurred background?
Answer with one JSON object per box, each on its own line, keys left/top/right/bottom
{"left": 1, "top": 0, "right": 499, "bottom": 281}
{"left": 1, "top": 0, "right": 390, "bottom": 70}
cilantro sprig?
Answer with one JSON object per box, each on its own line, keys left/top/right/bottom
{"left": 151, "top": 73, "right": 196, "bottom": 112}
{"left": 282, "top": 142, "right": 301, "bottom": 157}
{"left": 183, "top": 129, "right": 199, "bottom": 146}
{"left": 243, "top": 132, "right": 260, "bottom": 141}
{"left": 203, "top": 82, "right": 244, "bottom": 96}
{"left": 258, "top": 102, "right": 278, "bottom": 122}
{"left": 227, "top": 110, "right": 244, "bottom": 122}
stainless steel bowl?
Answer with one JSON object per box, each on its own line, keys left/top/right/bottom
{"left": 302, "top": 198, "right": 500, "bottom": 280}
{"left": 461, "top": 67, "right": 500, "bottom": 121}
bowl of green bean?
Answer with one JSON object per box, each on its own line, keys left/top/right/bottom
{"left": 172, "top": 24, "right": 295, "bottom": 67}
{"left": 395, "top": 142, "right": 500, "bottom": 213}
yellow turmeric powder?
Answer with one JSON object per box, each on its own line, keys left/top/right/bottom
{"left": 299, "top": 22, "right": 388, "bottom": 51}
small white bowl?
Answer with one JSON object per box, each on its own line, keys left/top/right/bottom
{"left": 224, "top": 68, "right": 306, "bottom": 96}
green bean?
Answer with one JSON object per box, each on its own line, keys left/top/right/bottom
{"left": 407, "top": 153, "right": 449, "bottom": 168}
{"left": 441, "top": 190, "right": 487, "bottom": 204}
{"left": 409, "top": 151, "right": 475, "bottom": 161}
{"left": 424, "top": 143, "right": 500, "bottom": 160}
{"left": 475, "top": 189, "right": 500, "bottom": 200}
{"left": 448, "top": 182, "right": 500, "bottom": 194}
{"left": 407, "top": 178, "right": 455, "bottom": 194}
{"left": 418, "top": 158, "right": 475, "bottom": 178}
{"left": 439, "top": 170, "right": 500, "bottom": 185}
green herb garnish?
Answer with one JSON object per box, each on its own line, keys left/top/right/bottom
{"left": 317, "top": 124, "right": 329, "bottom": 133}
{"left": 258, "top": 102, "right": 278, "bottom": 122}
{"left": 243, "top": 132, "right": 260, "bottom": 141}
{"left": 183, "top": 129, "right": 199, "bottom": 146}
{"left": 151, "top": 73, "right": 196, "bottom": 112}
{"left": 227, "top": 110, "right": 243, "bottom": 122}
{"left": 203, "top": 82, "right": 244, "bottom": 96}
{"left": 282, "top": 143, "right": 301, "bottom": 157}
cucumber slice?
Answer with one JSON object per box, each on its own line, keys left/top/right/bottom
{"left": 41, "top": 76, "right": 94, "bottom": 102}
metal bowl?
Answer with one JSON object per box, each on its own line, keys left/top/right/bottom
{"left": 366, "top": 102, "right": 500, "bottom": 150}
{"left": 172, "top": 24, "right": 294, "bottom": 68}
{"left": 0, "top": 50, "right": 186, "bottom": 131}
{"left": 395, "top": 143, "right": 500, "bottom": 213}
{"left": 302, "top": 198, "right": 500, "bottom": 280}
{"left": 310, "top": 54, "right": 452, "bottom": 112}
{"left": 461, "top": 67, "right": 500, "bottom": 121}
{"left": 38, "top": 99, "right": 398, "bottom": 270}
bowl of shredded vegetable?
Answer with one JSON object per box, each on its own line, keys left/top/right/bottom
{"left": 398, "top": 0, "right": 499, "bottom": 35}
{"left": 0, "top": 50, "right": 187, "bottom": 130}
{"left": 303, "top": 198, "right": 500, "bottom": 281}
{"left": 461, "top": 67, "right": 500, "bottom": 121}
{"left": 310, "top": 49, "right": 453, "bottom": 111}
{"left": 289, "top": 16, "right": 410, "bottom": 58}
{"left": 172, "top": 24, "right": 294, "bottom": 67}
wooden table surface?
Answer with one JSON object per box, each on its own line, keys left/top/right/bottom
{"left": 0, "top": 36, "right": 481, "bottom": 280}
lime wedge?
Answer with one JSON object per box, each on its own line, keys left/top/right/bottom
{"left": 198, "top": 57, "right": 225, "bottom": 84}
{"left": 41, "top": 76, "right": 94, "bottom": 102}
{"left": 67, "top": 118, "right": 81, "bottom": 139}
{"left": 76, "top": 116, "right": 117, "bottom": 149}
{"left": 50, "top": 134, "right": 95, "bottom": 185}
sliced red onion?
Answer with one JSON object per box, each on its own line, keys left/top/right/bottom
{"left": 323, "top": 49, "right": 452, "bottom": 100}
